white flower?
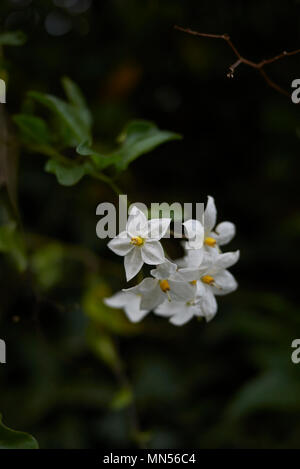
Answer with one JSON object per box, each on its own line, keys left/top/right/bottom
{"left": 107, "top": 206, "right": 171, "bottom": 281}
{"left": 203, "top": 196, "right": 236, "bottom": 249}
{"left": 106, "top": 196, "right": 240, "bottom": 327}
{"left": 183, "top": 219, "right": 204, "bottom": 250}
{"left": 123, "top": 259, "right": 195, "bottom": 312}
{"left": 104, "top": 291, "right": 148, "bottom": 323}
{"left": 179, "top": 249, "right": 239, "bottom": 321}
{"left": 155, "top": 298, "right": 203, "bottom": 326}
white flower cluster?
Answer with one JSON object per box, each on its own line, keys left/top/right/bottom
{"left": 104, "top": 196, "right": 239, "bottom": 326}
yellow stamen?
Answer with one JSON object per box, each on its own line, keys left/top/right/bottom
{"left": 190, "top": 280, "right": 197, "bottom": 286}
{"left": 204, "top": 236, "right": 216, "bottom": 247}
{"left": 130, "top": 236, "right": 144, "bottom": 246}
{"left": 159, "top": 279, "right": 170, "bottom": 293}
{"left": 201, "top": 275, "right": 214, "bottom": 285}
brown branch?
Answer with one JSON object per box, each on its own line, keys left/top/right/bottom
{"left": 174, "top": 25, "right": 300, "bottom": 97}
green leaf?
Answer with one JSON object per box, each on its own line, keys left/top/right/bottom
{"left": 61, "top": 77, "right": 92, "bottom": 130}
{"left": 0, "top": 222, "right": 27, "bottom": 271}
{"left": 77, "top": 120, "right": 181, "bottom": 172}
{"left": 45, "top": 159, "right": 90, "bottom": 186}
{"left": 0, "top": 31, "right": 26, "bottom": 46}
{"left": 76, "top": 141, "right": 115, "bottom": 170}
{"left": 87, "top": 326, "right": 121, "bottom": 372}
{"left": 112, "top": 120, "right": 182, "bottom": 171}
{"left": 31, "top": 242, "right": 65, "bottom": 290}
{"left": 0, "top": 414, "right": 38, "bottom": 449}
{"left": 28, "top": 91, "right": 91, "bottom": 145}
{"left": 227, "top": 369, "right": 300, "bottom": 419}
{"left": 13, "top": 114, "right": 51, "bottom": 145}
{"left": 110, "top": 387, "right": 133, "bottom": 410}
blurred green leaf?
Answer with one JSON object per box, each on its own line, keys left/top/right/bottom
{"left": 87, "top": 326, "right": 121, "bottom": 372}
{"left": 61, "top": 77, "right": 92, "bottom": 130}
{"left": 0, "top": 222, "right": 27, "bottom": 271}
{"left": 13, "top": 115, "right": 52, "bottom": 145}
{"left": 76, "top": 141, "right": 114, "bottom": 170}
{"left": 17, "top": 83, "right": 181, "bottom": 189}
{"left": 77, "top": 120, "right": 181, "bottom": 172}
{"left": 0, "top": 31, "right": 26, "bottom": 46}
{"left": 0, "top": 414, "right": 38, "bottom": 449}
{"left": 113, "top": 120, "right": 182, "bottom": 171}
{"left": 227, "top": 369, "right": 300, "bottom": 419}
{"left": 110, "top": 387, "right": 133, "bottom": 410}
{"left": 31, "top": 242, "right": 64, "bottom": 290}
{"left": 28, "top": 91, "right": 91, "bottom": 146}
{"left": 45, "top": 159, "right": 91, "bottom": 186}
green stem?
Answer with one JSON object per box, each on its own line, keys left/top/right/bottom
{"left": 92, "top": 172, "right": 122, "bottom": 196}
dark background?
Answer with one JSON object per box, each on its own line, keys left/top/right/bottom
{"left": 0, "top": 0, "right": 299, "bottom": 448}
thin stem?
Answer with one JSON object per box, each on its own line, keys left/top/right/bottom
{"left": 174, "top": 25, "right": 300, "bottom": 97}
{"left": 92, "top": 172, "right": 122, "bottom": 196}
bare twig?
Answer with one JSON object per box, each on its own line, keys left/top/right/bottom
{"left": 174, "top": 25, "right": 300, "bottom": 97}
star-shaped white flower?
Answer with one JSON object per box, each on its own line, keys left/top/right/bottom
{"left": 179, "top": 249, "right": 239, "bottom": 321}
{"left": 108, "top": 206, "right": 171, "bottom": 281}
{"left": 104, "top": 291, "right": 149, "bottom": 323}
{"left": 123, "top": 259, "right": 195, "bottom": 312}
{"left": 203, "top": 196, "right": 236, "bottom": 249}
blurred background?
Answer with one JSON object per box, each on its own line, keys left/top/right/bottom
{"left": 0, "top": 0, "right": 300, "bottom": 449}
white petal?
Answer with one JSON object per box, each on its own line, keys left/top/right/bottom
{"left": 107, "top": 231, "right": 133, "bottom": 256}
{"left": 141, "top": 240, "right": 165, "bottom": 265}
{"left": 141, "top": 286, "right": 165, "bottom": 310}
{"left": 197, "top": 249, "right": 218, "bottom": 275}
{"left": 204, "top": 195, "right": 217, "bottom": 233}
{"left": 150, "top": 259, "right": 177, "bottom": 279}
{"left": 124, "top": 248, "right": 143, "bottom": 281}
{"left": 123, "top": 295, "right": 149, "bottom": 323}
{"left": 169, "top": 279, "right": 196, "bottom": 302}
{"left": 169, "top": 306, "right": 195, "bottom": 326}
{"left": 212, "top": 270, "right": 238, "bottom": 296}
{"left": 214, "top": 221, "right": 236, "bottom": 245}
{"left": 104, "top": 291, "right": 127, "bottom": 308}
{"left": 125, "top": 305, "right": 149, "bottom": 323}
{"left": 141, "top": 286, "right": 166, "bottom": 311}
{"left": 184, "top": 248, "right": 204, "bottom": 268}
{"left": 177, "top": 268, "right": 200, "bottom": 282}
{"left": 126, "top": 206, "right": 148, "bottom": 237}
{"left": 174, "top": 255, "right": 188, "bottom": 268}
{"left": 146, "top": 218, "right": 171, "bottom": 240}
{"left": 124, "top": 277, "right": 156, "bottom": 295}
{"left": 183, "top": 219, "right": 204, "bottom": 249}
{"left": 195, "top": 280, "right": 206, "bottom": 297}
{"left": 201, "top": 287, "right": 217, "bottom": 320}
{"left": 104, "top": 291, "right": 148, "bottom": 323}
{"left": 213, "top": 250, "right": 240, "bottom": 271}
{"left": 154, "top": 300, "right": 184, "bottom": 317}
{"left": 124, "top": 277, "right": 164, "bottom": 310}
